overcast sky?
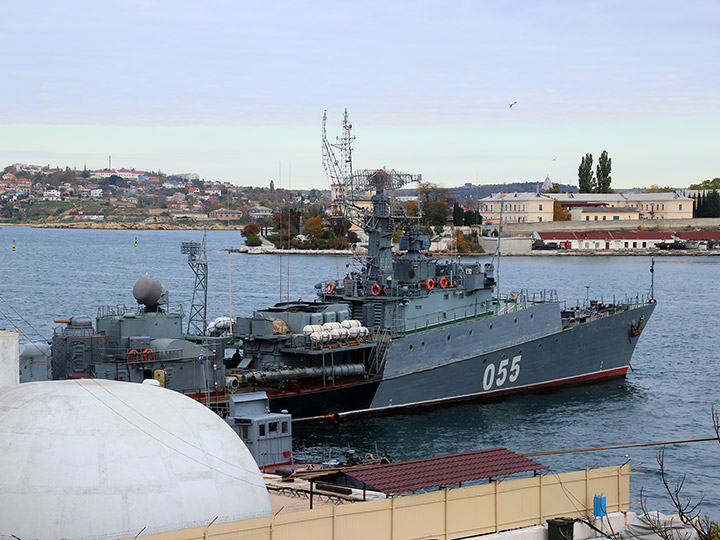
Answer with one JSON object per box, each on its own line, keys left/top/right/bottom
{"left": 1, "top": 0, "right": 718, "bottom": 190}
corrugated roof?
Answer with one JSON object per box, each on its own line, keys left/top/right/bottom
{"left": 341, "top": 447, "right": 547, "bottom": 495}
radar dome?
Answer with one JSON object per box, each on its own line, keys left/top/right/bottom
{"left": 0, "top": 379, "right": 271, "bottom": 539}
{"left": 133, "top": 276, "right": 163, "bottom": 305}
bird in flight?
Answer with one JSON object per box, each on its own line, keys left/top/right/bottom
{"left": 509, "top": 101, "right": 518, "bottom": 108}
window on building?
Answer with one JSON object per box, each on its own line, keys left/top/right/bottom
{"left": 594, "top": 216, "right": 598, "bottom": 221}
{"left": 642, "top": 242, "right": 647, "bottom": 248}
{"left": 633, "top": 242, "right": 637, "bottom": 248}
{"left": 613, "top": 216, "right": 619, "bottom": 220}
{"left": 624, "top": 242, "right": 629, "bottom": 248}
{"left": 539, "top": 204, "right": 543, "bottom": 211}
{"left": 586, "top": 216, "right": 590, "bottom": 221}
{"left": 679, "top": 204, "right": 683, "bottom": 210}
{"left": 538, "top": 217, "right": 542, "bottom": 222}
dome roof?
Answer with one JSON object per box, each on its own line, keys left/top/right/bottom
{"left": 0, "top": 379, "right": 271, "bottom": 539}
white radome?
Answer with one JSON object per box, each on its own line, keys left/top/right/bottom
{"left": 0, "top": 379, "right": 271, "bottom": 539}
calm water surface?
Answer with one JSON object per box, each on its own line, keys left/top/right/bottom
{"left": 2, "top": 226, "right": 719, "bottom": 517}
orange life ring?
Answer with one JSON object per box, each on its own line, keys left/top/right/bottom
{"left": 142, "top": 348, "right": 155, "bottom": 361}
{"left": 128, "top": 349, "right": 140, "bottom": 362}
{"left": 325, "top": 282, "right": 335, "bottom": 294}
{"left": 370, "top": 283, "right": 381, "bottom": 296}
{"left": 439, "top": 277, "right": 449, "bottom": 289}
{"left": 426, "top": 278, "right": 435, "bottom": 291}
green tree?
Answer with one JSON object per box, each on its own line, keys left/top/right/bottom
{"left": 596, "top": 150, "right": 612, "bottom": 193}
{"left": 705, "top": 190, "right": 720, "bottom": 218}
{"left": 245, "top": 233, "right": 262, "bottom": 247}
{"left": 689, "top": 177, "right": 720, "bottom": 190}
{"left": 463, "top": 209, "right": 481, "bottom": 226}
{"left": 578, "top": 154, "right": 596, "bottom": 193}
{"left": 1, "top": 201, "right": 14, "bottom": 218}
{"left": 452, "top": 201, "right": 464, "bottom": 226}
{"left": 424, "top": 200, "right": 449, "bottom": 226}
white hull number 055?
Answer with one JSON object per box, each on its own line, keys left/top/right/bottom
{"left": 483, "top": 355, "right": 521, "bottom": 391}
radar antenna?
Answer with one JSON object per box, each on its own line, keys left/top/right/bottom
{"left": 181, "top": 230, "right": 208, "bottom": 335}
{"left": 322, "top": 109, "right": 421, "bottom": 230}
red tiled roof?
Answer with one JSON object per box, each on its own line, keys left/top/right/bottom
{"left": 537, "top": 231, "right": 677, "bottom": 241}
{"left": 675, "top": 231, "right": 720, "bottom": 240}
{"left": 341, "top": 447, "right": 547, "bottom": 495}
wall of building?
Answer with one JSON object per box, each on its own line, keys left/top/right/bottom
{"left": 126, "top": 465, "right": 630, "bottom": 540}
{"left": 0, "top": 330, "right": 19, "bottom": 386}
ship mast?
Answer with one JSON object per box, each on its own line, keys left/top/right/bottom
{"left": 321, "top": 110, "right": 421, "bottom": 288}
{"left": 181, "top": 231, "right": 208, "bottom": 335}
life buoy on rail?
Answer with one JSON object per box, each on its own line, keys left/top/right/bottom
{"left": 128, "top": 349, "right": 140, "bottom": 362}
{"left": 142, "top": 348, "right": 155, "bottom": 361}
{"left": 370, "top": 283, "right": 381, "bottom": 296}
{"left": 325, "top": 282, "right": 335, "bottom": 294}
{"left": 439, "top": 276, "right": 449, "bottom": 289}
{"left": 426, "top": 278, "right": 435, "bottom": 291}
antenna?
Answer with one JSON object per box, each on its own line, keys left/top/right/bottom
{"left": 181, "top": 231, "right": 208, "bottom": 335}
{"left": 496, "top": 198, "right": 503, "bottom": 299}
{"left": 650, "top": 257, "right": 655, "bottom": 300}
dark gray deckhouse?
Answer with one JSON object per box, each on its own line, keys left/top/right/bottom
{"left": 21, "top": 111, "right": 655, "bottom": 421}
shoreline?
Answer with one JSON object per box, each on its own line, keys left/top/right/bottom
{"left": 230, "top": 247, "right": 720, "bottom": 257}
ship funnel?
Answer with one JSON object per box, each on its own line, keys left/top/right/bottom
{"left": 133, "top": 277, "right": 167, "bottom": 307}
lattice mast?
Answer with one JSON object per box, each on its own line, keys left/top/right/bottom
{"left": 322, "top": 110, "right": 421, "bottom": 286}
{"left": 181, "top": 230, "right": 208, "bottom": 335}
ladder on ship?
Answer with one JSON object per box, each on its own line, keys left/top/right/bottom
{"left": 367, "top": 326, "right": 392, "bottom": 377}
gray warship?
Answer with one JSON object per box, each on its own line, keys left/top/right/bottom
{"left": 20, "top": 111, "right": 656, "bottom": 421}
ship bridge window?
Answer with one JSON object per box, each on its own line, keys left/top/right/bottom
{"left": 269, "top": 421, "right": 279, "bottom": 433}
{"left": 282, "top": 421, "right": 289, "bottom": 433}
{"left": 259, "top": 424, "right": 266, "bottom": 436}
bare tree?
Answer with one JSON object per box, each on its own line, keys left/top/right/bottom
{"left": 638, "top": 407, "right": 720, "bottom": 540}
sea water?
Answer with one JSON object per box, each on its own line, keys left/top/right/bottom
{"left": 2, "top": 225, "right": 719, "bottom": 517}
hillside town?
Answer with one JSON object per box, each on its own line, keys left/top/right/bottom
{"left": 2, "top": 161, "right": 720, "bottom": 254}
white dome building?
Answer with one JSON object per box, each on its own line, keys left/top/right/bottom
{"left": 0, "top": 379, "right": 271, "bottom": 539}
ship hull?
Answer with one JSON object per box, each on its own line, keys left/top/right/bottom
{"left": 270, "top": 302, "right": 655, "bottom": 421}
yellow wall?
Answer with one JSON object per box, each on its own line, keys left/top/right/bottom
{"left": 126, "top": 465, "right": 630, "bottom": 540}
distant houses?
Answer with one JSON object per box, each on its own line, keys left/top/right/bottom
{"left": 209, "top": 208, "right": 242, "bottom": 221}
{"left": 479, "top": 191, "right": 694, "bottom": 224}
